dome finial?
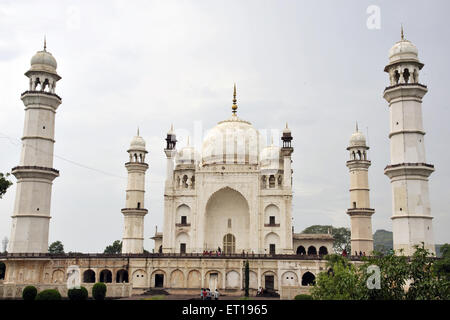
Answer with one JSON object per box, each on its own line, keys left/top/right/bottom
{"left": 44, "top": 35, "right": 47, "bottom": 51}
{"left": 232, "top": 83, "right": 237, "bottom": 115}
{"left": 401, "top": 24, "right": 404, "bottom": 40}
{"left": 356, "top": 121, "right": 359, "bottom": 132}
{"left": 137, "top": 126, "right": 140, "bottom": 136}
{"left": 187, "top": 136, "right": 190, "bottom": 146}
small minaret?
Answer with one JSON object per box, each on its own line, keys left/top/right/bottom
{"left": 383, "top": 28, "right": 435, "bottom": 255}
{"left": 8, "top": 40, "right": 62, "bottom": 253}
{"left": 121, "top": 130, "right": 149, "bottom": 254}
{"left": 164, "top": 124, "right": 177, "bottom": 188}
{"left": 346, "top": 124, "right": 374, "bottom": 255}
{"left": 281, "top": 123, "right": 293, "bottom": 188}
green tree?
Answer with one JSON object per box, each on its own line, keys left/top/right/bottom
{"left": 433, "top": 243, "right": 450, "bottom": 282}
{"left": 0, "top": 172, "right": 13, "bottom": 199}
{"left": 301, "top": 225, "right": 350, "bottom": 254}
{"left": 244, "top": 260, "right": 249, "bottom": 297}
{"left": 104, "top": 240, "right": 122, "bottom": 254}
{"left": 48, "top": 241, "right": 64, "bottom": 254}
{"left": 311, "top": 254, "right": 366, "bottom": 300}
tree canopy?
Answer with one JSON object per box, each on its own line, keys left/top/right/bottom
{"left": 311, "top": 243, "right": 450, "bottom": 300}
{"left": 104, "top": 240, "right": 122, "bottom": 254}
{"left": 0, "top": 172, "right": 13, "bottom": 199}
{"left": 48, "top": 241, "right": 64, "bottom": 254}
{"left": 301, "top": 225, "right": 350, "bottom": 254}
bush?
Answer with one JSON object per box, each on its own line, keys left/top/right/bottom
{"left": 35, "top": 289, "right": 62, "bottom": 300}
{"left": 68, "top": 286, "right": 88, "bottom": 301}
{"left": 294, "top": 294, "right": 313, "bottom": 300}
{"left": 92, "top": 282, "right": 107, "bottom": 300}
{"left": 22, "top": 286, "right": 38, "bottom": 301}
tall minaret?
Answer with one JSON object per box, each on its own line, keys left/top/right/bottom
{"left": 346, "top": 124, "right": 374, "bottom": 255}
{"left": 161, "top": 125, "right": 177, "bottom": 253}
{"left": 8, "top": 40, "right": 62, "bottom": 253}
{"left": 383, "top": 28, "right": 435, "bottom": 256}
{"left": 121, "top": 130, "right": 149, "bottom": 254}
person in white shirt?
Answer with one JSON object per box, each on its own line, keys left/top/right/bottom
{"left": 214, "top": 289, "right": 220, "bottom": 300}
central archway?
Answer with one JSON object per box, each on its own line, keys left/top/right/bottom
{"left": 205, "top": 187, "right": 249, "bottom": 252}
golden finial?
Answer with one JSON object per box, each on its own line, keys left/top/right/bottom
{"left": 232, "top": 83, "right": 237, "bottom": 115}
{"left": 44, "top": 35, "right": 47, "bottom": 51}
{"left": 401, "top": 24, "right": 404, "bottom": 40}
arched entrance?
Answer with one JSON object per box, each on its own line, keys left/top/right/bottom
{"left": 301, "top": 272, "right": 315, "bottom": 286}
{"left": 296, "top": 246, "right": 306, "bottom": 255}
{"left": 223, "top": 234, "right": 236, "bottom": 254}
{"left": 100, "top": 269, "right": 112, "bottom": 283}
{"left": 0, "top": 262, "right": 5, "bottom": 280}
{"left": 205, "top": 187, "right": 249, "bottom": 252}
{"left": 116, "top": 269, "right": 129, "bottom": 283}
{"left": 307, "top": 246, "right": 317, "bottom": 255}
{"left": 319, "top": 246, "right": 328, "bottom": 255}
{"left": 83, "top": 269, "right": 96, "bottom": 283}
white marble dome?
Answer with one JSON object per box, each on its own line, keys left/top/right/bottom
{"left": 202, "top": 114, "right": 261, "bottom": 165}
{"left": 129, "top": 135, "right": 146, "bottom": 151}
{"left": 176, "top": 141, "right": 199, "bottom": 165}
{"left": 388, "top": 39, "right": 419, "bottom": 64}
{"left": 30, "top": 50, "right": 58, "bottom": 72}
{"left": 349, "top": 130, "right": 366, "bottom": 147}
{"left": 260, "top": 141, "right": 281, "bottom": 171}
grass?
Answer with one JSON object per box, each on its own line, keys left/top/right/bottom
{"left": 142, "top": 295, "right": 166, "bottom": 300}
{"left": 239, "top": 296, "right": 252, "bottom": 300}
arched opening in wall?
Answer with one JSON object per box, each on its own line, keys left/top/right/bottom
{"left": 264, "top": 204, "right": 280, "bottom": 226}
{"left": 182, "top": 175, "right": 188, "bottom": 188}
{"left": 296, "top": 246, "right": 306, "bottom": 255}
{"left": 301, "top": 272, "right": 316, "bottom": 286}
{"left": 99, "top": 269, "right": 112, "bottom": 283}
{"left": 394, "top": 70, "right": 400, "bottom": 84}
{"left": 139, "top": 154, "right": 143, "bottom": 162}
{"left": 353, "top": 202, "right": 356, "bottom": 209}
{"left": 34, "top": 78, "right": 41, "bottom": 90}
{"left": 158, "top": 245, "right": 162, "bottom": 254}
{"left": 137, "top": 202, "right": 141, "bottom": 209}
{"left": 223, "top": 234, "right": 236, "bottom": 254}
{"left": 205, "top": 187, "right": 249, "bottom": 252}
{"left": 269, "top": 175, "right": 275, "bottom": 188}
{"left": 0, "top": 262, "right": 5, "bottom": 280}
{"left": 83, "top": 269, "right": 96, "bottom": 283}
{"left": 319, "top": 246, "right": 328, "bottom": 255}
{"left": 176, "top": 232, "right": 189, "bottom": 254}
{"left": 264, "top": 232, "right": 280, "bottom": 255}
{"left": 351, "top": 151, "right": 356, "bottom": 160}
{"left": 403, "top": 68, "right": 410, "bottom": 83}
{"left": 176, "top": 205, "right": 190, "bottom": 226}
{"left": 116, "top": 269, "right": 129, "bottom": 283}
{"left": 307, "top": 246, "right": 317, "bottom": 255}
{"left": 357, "top": 150, "right": 361, "bottom": 160}
{"left": 170, "top": 269, "right": 185, "bottom": 288}
{"left": 155, "top": 274, "right": 164, "bottom": 288}
{"left": 363, "top": 151, "right": 367, "bottom": 160}
{"left": 134, "top": 154, "right": 138, "bottom": 162}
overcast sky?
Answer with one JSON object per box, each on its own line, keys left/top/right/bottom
{"left": 0, "top": 0, "right": 449, "bottom": 253}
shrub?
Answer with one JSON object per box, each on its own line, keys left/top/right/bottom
{"left": 294, "top": 294, "right": 313, "bottom": 300}
{"left": 92, "top": 282, "right": 107, "bottom": 300}
{"left": 35, "top": 289, "right": 62, "bottom": 300}
{"left": 68, "top": 286, "right": 88, "bottom": 301}
{"left": 22, "top": 286, "right": 38, "bottom": 301}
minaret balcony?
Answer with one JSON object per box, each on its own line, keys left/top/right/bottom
{"left": 384, "top": 162, "right": 434, "bottom": 179}
{"left": 346, "top": 160, "right": 371, "bottom": 169}
{"left": 11, "top": 165, "right": 59, "bottom": 181}
{"left": 383, "top": 83, "right": 427, "bottom": 103}
{"left": 21, "top": 91, "right": 62, "bottom": 110}
{"left": 121, "top": 208, "right": 148, "bottom": 216}
{"left": 346, "top": 208, "right": 375, "bottom": 216}
{"left": 175, "top": 223, "right": 191, "bottom": 227}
